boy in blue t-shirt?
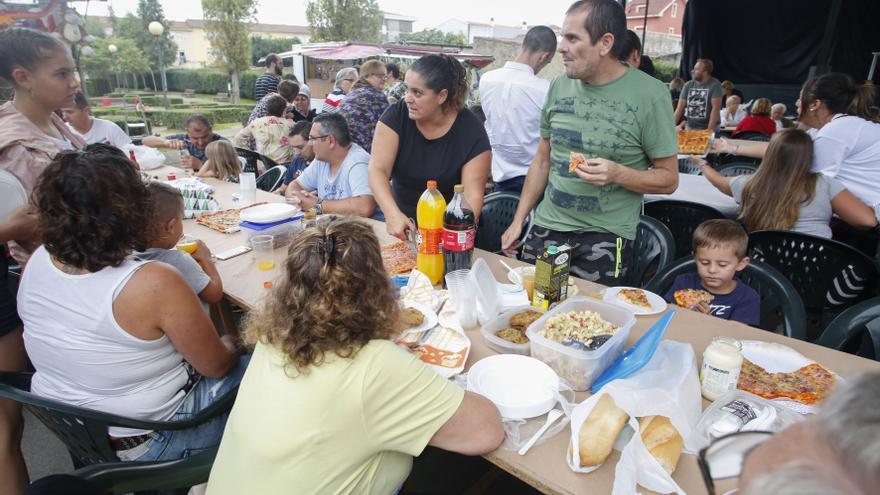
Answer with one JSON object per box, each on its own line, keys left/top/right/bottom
{"left": 664, "top": 219, "right": 760, "bottom": 325}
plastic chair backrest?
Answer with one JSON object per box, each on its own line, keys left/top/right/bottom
{"left": 234, "top": 147, "right": 278, "bottom": 176}
{"left": 734, "top": 131, "right": 771, "bottom": 141}
{"left": 628, "top": 215, "right": 676, "bottom": 287}
{"left": 645, "top": 258, "right": 808, "bottom": 340}
{"left": 717, "top": 162, "right": 758, "bottom": 177}
{"left": 0, "top": 170, "right": 27, "bottom": 224}
{"left": 0, "top": 372, "right": 118, "bottom": 467}
{"left": 256, "top": 165, "right": 287, "bottom": 192}
{"left": 748, "top": 230, "right": 879, "bottom": 328}
{"left": 475, "top": 191, "right": 532, "bottom": 253}
{"left": 816, "top": 297, "right": 880, "bottom": 360}
{"left": 678, "top": 158, "right": 702, "bottom": 175}
{"left": 643, "top": 200, "right": 726, "bottom": 260}
{"left": 74, "top": 448, "right": 219, "bottom": 495}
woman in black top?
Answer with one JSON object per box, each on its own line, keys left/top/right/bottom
{"left": 368, "top": 54, "right": 491, "bottom": 240}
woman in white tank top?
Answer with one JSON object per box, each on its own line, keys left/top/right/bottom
{"left": 18, "top": 145, "right": 246, "bottom": 462}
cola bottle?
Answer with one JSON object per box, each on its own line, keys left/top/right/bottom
{"left": 443, "top": 184, "right": 476, "bottom": 277}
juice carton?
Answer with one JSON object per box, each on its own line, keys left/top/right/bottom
{"left": 531, "top": 244, "right": 571, "bottom": 310}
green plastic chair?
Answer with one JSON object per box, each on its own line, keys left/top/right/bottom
{"left": 816, "top": 297, "right": 880, "bottom": 360}
{"left": 0, "top": 372, "right": 236, "bottom": 494}
{"left": 475, "top": 191, "right": 534, "bottom": 254}
{"left": 628, "top": 215, "right": 676, "bottom": 288}
{"left": 645, "top": 258, "right": 808, "bottom": 340}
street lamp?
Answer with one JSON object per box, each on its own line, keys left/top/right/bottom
{"left": 107, "top": 43, "right": 120, "bottom": 91}
{"left": 148, "top": 21, "right": 169, "bottom": 109}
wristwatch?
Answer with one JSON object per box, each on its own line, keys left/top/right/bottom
{"left": 314, "top": 199, "right": 323, "bottom": 215}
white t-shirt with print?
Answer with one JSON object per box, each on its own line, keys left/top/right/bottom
{"left": 69, "top": 117, "right": 133, "bottom": 149}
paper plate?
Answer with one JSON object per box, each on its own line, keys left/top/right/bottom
{"left": 398, "top": 300, "right": 438, "bottom": 335}
{"left": 397, "top": 325, "right": 470, "bottom": 379}
{"left": 240, "top": 203, "right": 300, "bottom": 224}
{"left": 603, "top": 287, "right": 668, "bottom": 315}
{"left": 467, "top": 354, "right": 559, "bottom": 419}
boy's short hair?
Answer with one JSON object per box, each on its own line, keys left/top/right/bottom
{"left": 147, "top": 181, "right": 184, "bottom": 222}
{"left": 693, "top": 219, "right": 749, "bottom": 259}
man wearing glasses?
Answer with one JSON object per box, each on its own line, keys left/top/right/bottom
{"left": 338, "top": 60, "right": 391, "bottom": 152}
{"left": 275, "top": 120, "right": 315, "bottom": 195}
{"left": 284, "top": 113, "right": 380, "bottom": 219}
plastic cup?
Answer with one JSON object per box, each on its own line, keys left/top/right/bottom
{"left": 239, "top": 172, "right": 257, "bottom": 205}
{"left": 176, "top": 235, "right": 198, "bottom": 255}
{"left": 251, "top": 235, "right": 274, "bottom": 271}
{"left": 521, "top": 267, "right": 536, "bottom": 303}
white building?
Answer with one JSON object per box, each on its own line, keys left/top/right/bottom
{"left": 434, "top": 18, "right": 530, "bottom": 44}
{"left": 382, "top": 12, "right": 417, "bottom": 41}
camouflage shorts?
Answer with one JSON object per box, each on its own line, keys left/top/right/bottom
{"left": 520, "top": 226, "right": 633, "bottom": 286}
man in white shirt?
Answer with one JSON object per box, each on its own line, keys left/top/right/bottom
{"left": 479, "top": 26, "right": 557, "bottom": 193}
{"left": 62, "top": 92, "right": 133, "bottom": 149}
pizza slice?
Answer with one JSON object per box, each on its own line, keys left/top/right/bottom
{"left": 618, "top": 288, "right": 652, "bottom": 309}
{"left": 569, "top": 152, "right": 586, "bottom": 173}
{"left": 736, "top": 358, "right": 837, "bottom": 405}
{"left": 381, "top": 242, "right": 417, "bottom": 275}
{"left": 674, "top": 289, "right": 715, "bottom": 309}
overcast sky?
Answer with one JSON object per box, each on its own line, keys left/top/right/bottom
{"left": 73, "top": 0, "right": 578, "bottom": 31}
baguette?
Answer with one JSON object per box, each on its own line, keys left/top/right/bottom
{"left": 639, "top": 416, "right": 683, "bottom": 475}
{"left": 577, "top": 394, "right": 629, "bottom": 467}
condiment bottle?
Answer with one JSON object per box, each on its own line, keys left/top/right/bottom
{"left": 700, "top": 337, "right": 744, "bottom": 401}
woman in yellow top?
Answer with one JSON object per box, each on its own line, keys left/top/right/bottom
{"left": 233, "top": 94, "right": 295, "bottom": 165}
{"left": 206, "top": 219, "right": 504, "bottom": 495}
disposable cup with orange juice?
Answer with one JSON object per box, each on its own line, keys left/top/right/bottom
{"left": 416, "top": 180, "right": 446, "bottom": 285}
{"left": 251, "top": 235, "right": 275, "bottom": 271}
{"left": 176, "top": 235, "right": 199, "bottom": 255}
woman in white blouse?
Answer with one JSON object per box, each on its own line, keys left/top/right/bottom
{"left": 720, "top": 95, "right": 746, "bottom": 128}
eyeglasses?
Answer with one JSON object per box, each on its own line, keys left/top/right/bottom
{"left": 343, "top": 79, "right": 356, "bottom": 83}
{"left": 697, "top": 430, "right": 774, "bottom": 495}
{"left": 370, "top": 73, "right": 388, "bottom": 79}
{"left": 308, "top": 134, "right": 330, "bottom": 143}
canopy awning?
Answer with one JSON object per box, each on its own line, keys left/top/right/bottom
{"left": 275, "top": 42, "right": 494, "bottom": 68}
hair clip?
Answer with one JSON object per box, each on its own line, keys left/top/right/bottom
{"left": 315, "top": 234, "right": 337, "bottom": 266}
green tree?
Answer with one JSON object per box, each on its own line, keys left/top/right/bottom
{"left": 82, "top": 37, "right": 150, "bottom": 88}
{"left": 251, "top": 36, "right": 302, "bottom": 65}
{"left": 202, "top": 0, "right": 257, "bottom": 104}
{"left": 398, "top": 29, "right": 468, "bottom": 46}
{"left": 136, "top": 0, "right": 178, "bottom": 71}
{"left": 306, "top": 0, "right": 383, "bottom": 43}
{"left": 84, "top": 17, "right": 107, "bottom": 38}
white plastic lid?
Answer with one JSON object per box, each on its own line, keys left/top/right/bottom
{"left": 240, "top": 203, "right": 300, "bottom": 224}
{"left": 468, "top": 258, "right": 501, "bottom": 325}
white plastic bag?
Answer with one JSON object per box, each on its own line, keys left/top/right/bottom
{"left": 122, "top": 144, "right": 166, "bottom": 170}
{"left": 453, "top": 373, "right": 576, "bottom": 451}
{"left": 567, "top": 340, "right": 702, "bottom": 495}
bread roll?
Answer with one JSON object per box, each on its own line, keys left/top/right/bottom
{"left": 577, "top": 394, "right": 629, "bottom": 467}
{"left": 639, "top": 416, "right": 683, "bottom": 475}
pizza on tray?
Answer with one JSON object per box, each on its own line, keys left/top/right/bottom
{"left": 569, "top": 152, "right": 586, "bottom": 173}
{"left": 677, "top": 129, "right": 713, "bottom": 155}
{"left": 737, "top": 358, "right": 837, "bottom": 405}
{"left": 617, "top": 288, "right": 652, "bottom": 309}
{"left": 674, "top": 289, "right": 715, "bottom": 309}
{"left": 195, "top": 203, "right": 266, "bottom": 233}
{"left": 381, "top": 242, "right": 417, "bottom": 275}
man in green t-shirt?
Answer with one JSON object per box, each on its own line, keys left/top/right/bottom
{"left": 500, "top": 0, "right": 678, "bottom": 285}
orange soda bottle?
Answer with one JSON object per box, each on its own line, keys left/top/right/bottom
{"left": 416, "top": 180, "right": 446, "bottom": 285}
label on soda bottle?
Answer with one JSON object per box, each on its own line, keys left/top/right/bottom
{"left": 442, "top": 228, "right": 475, "bottom": 252}
{"left": 417, "top": 228, "right": 442, "bottom": 255}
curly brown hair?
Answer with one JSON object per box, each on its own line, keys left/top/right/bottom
{"left": 244, "top": 218, "right": 399, "bottom": 374}
{"left": 34, "top": 143, "right": 152, "bottom": 272}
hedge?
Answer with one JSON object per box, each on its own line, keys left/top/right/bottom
{"left": 144, "top": 107, "right": 252, "bottom": 129}
{"left": 84, "top": 79, "right": 113, "bottom": 97}
{"left": 653, "top": 60, "right": 678, "bottom": 83}
{"left": 165, "top": 69, "right": 263, "bottom": 100}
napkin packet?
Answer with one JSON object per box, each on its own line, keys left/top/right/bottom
{"left": 400, "top": 270, "right": 446, "bottom": 313}
{"left": 168, "top": 178, "right": 220, "bottom": 219}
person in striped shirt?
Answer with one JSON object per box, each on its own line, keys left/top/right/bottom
{"left": 254, "top": 53, "right": 282, "bottom": 101}
{"left": 321, "top": 67, "right": 357, "bottom": 113}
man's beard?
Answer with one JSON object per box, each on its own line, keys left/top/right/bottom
{"left": 275, "top": 65, "right": 283, "bottom": 76}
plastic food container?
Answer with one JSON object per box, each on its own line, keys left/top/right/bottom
{"left": 525, "top": 296, "right": 635, "bottom": 391}
{"left": 480, "top": 305, "right": 543, "bottom": 356}
{"left": 240, "top": 214, "right": 303, "bottom": 245}
{"left": 240, "top": 203, "right": 300, "bottom": 224}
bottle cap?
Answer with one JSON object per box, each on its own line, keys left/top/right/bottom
{"left": 426, "top": 180, "right": 437, "bottom": 189}
{"left": 453, "top": 184, "right": 464, "bottom": 193}
{"left": 547, "top": 245, "right": 558, "bottom": 255}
